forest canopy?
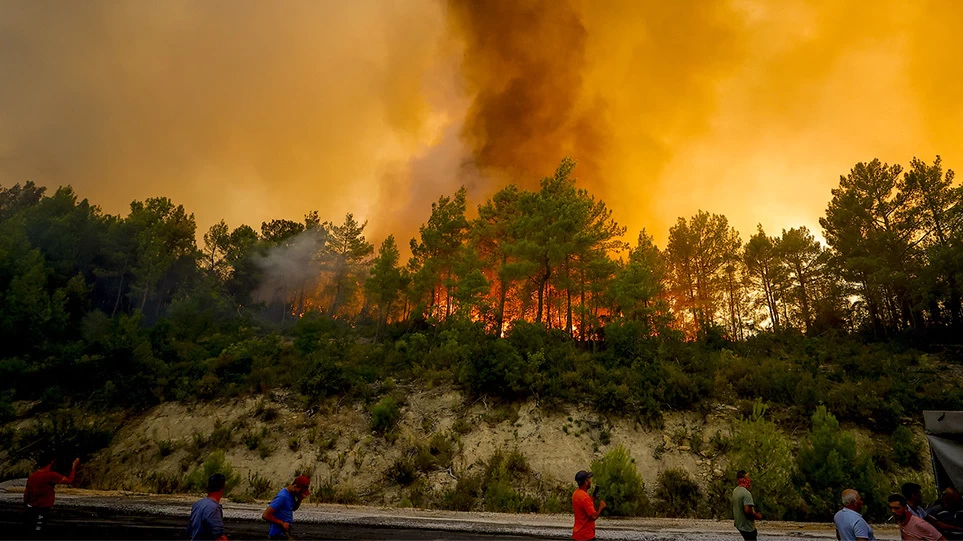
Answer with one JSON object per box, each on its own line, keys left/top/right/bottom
{"left": 0, "top": 155, "right": 961, "bottom": 421}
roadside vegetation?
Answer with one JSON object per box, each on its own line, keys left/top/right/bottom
{"left": 1, "top": 155, "right": 961, "bottom": 520}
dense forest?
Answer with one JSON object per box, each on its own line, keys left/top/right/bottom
{"left": 1, "top": 155, "right": 962, "bottom": 519}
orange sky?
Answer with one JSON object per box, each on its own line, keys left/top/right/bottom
{"left": 1, "top": 0, "right": 961, "bottom": 248}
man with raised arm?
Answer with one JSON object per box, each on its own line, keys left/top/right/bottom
{"left": 23, "top": 453, "right": 80, "bottom": 537}
{"left": 572, "top": 470, "right": 606, "bottom": 541}
{"left": 263, "top": 475, "right": 310, "bottom": 540}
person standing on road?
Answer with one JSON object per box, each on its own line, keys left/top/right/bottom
{"left": 263, "top": 475, "right": 310, "bottom": 540}
{"left": 903, "top": 483, "right": 957, "bottom": 533}
{"left": 572, "top": 470, "right": 606, "bottom": 541}
{"left": 23, "top": 453, "right": 80, "bottom": 538}
{"left": 187, "top": 473, "right": 229, "bottom": 541}
{"left": 889, "top": 494, "right": 945, "bottom": 541}
{"left": 834, "top": 489, "right": 876, "bottom": 541}
{"left": 731, "top": 470, "right": 762, "bottom": 540}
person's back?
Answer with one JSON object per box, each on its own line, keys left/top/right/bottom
{"left": 187, "top": 497, "right": 224, "bottom": 540}
{"left": 186, "top": 474, "right": 228, "bottom": 541}
{"left": 24, "top": 469, "right": 64, "bottom": 509}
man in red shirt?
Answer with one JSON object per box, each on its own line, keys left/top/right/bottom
{"left": 23, "top": 454, "right": 80, "bottom": 537}
{"left": 572, "top": 470, "right": 606, "bottom": 541}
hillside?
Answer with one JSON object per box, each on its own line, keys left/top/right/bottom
{"left": 0, "top": 374, "right": 942, "bottom": 522}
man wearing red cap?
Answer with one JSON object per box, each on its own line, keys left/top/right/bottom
{"left": 262, "top": 475, "right": 310, "bottom": 540}
{"left": 572, "top": 470, "right": 606, "bottom": 540}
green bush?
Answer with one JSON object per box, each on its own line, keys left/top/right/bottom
{"left": 654, "top": 469, "right": 702, "bottom": 517}
{"left": 891, "top": 425, "right": 923, "bottom": 469}
{"left": 443, "top": 474, "right": 482, "bottom": 511}
{"left": 246, "top": 471, "right": 273, "bottom": 499}
{"left": 589, "top": 445, "right": 648, "bottom": 516}
{"left": 370, "top": 396, "right": 401, "bottom": 435}
{"left": 794, "top": 406, "right": 887, "bottom": 521}
{"left": 156, "top": 439, "right": 176, "bottom": 457}
{"left": 727, "top": 400, "right": 795, "bottom": 520}
{"left": 387, "top": 455, "right": 417, "bottom": 486}
{"left": 184, "top": 451, "right": 241, "bottom": 494}
{"left": 13, "top": 409, "right": 117, "bottom": 464}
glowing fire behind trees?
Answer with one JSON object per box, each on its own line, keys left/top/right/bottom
{"left": 247, "top": 155, "right": 871, "bottom": 340}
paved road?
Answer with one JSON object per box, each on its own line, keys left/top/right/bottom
{"left": 0, "top": 492, "right": 900, "bottom": 540}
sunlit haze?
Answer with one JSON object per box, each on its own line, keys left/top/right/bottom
{"left": 1, "top": 0, "right": 960, "bottom": 246}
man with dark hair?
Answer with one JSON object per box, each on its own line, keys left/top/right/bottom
{"left": 23, "top": 454, "right": 80, "bottom": 537}
{"left": 904, "top": 484, "right": 931, "bottom": 519}
{"left": 903, "top": 483, "right": 957, "bottom": 533}
{"left": 572, "top": 470, "right": 605, "bottom": 541}
{"left": 732, "top": 470, "right": 762, "bottom": 540}
{"left": 889, "top": 494, "right": 945, "bottom": 541}
{"left": 263, "top": 475, "right": 310, "bottom": 540}
{"left": 187, "top": 473, "right": 228, "bottom": 541}
{"left": 927, "top": 487, "right": 963, "bottom": 540}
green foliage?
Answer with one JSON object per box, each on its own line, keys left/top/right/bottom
{"left": 156, "top": 439, "right": 176, "bottom": 457}
{"left": 654, "top": 469, "right": 703, "bottom": 517}
{"left": 386, "top": 455, "right": 417, "bottom": 486}
{"left": 184, "top": 451, "right": 241, "bottom": 494}
{"left": 890, "top": 425, "right": 923, "bottom": 469}
{"left": 589, "top": 445, "right": 648, "bottom": 516}
{"left": 246, "top": 471, "right": 274, "bottom": 499}
{"left": 440, "top": 448, "right": 538, "bottom": 513}
{"left": 370, "top": 396, "right": 401, "bottom": 435}
{"left": 795, "top": 406, "right": 887, "bottom": 520}
{"left": 13, "top": 409, "right": 118, "bottom": 464}
{"left": 727, "top": 400, "right": 796, "bottom": 519}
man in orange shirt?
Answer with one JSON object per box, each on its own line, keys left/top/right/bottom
{"left": 572, "top": 470, "right": 606, "bottom": 541}
{"left": 23, "top": 453, "right": 80, "bottom": 537}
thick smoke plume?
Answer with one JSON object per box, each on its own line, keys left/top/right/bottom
{"left": 2, "top": 0, "right": 963, "bottom": 247}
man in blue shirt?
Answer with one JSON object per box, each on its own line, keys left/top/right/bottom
{"left": 834, "top": 489, "right": 876, "bottom": 541}
{"left": 263, "top": 475, "right": 310, "bottom": 540}
{"left": 187, "top": 473, "right": 228, "bottom": 541}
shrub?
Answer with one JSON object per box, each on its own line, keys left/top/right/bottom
{"left": 387, "top": 455, "right": 417, "bottom": 486}
{"left": 156, "top": 439, "right": 176, "bottom": 458}
{"left": 370, "top": 396, "right": 401, "bottom": 435}
{"left": 443, "top": 473, "right": 482, "bottom": 511}
{"left": 247, "top": 471, "right": 273, "bottom": 499}
{"left": 707, "top": 430, "right": 731, "bottom": 457}
{"left": 891, "top": 425, "right": 923, "bottom": 469}
{"left": 13, "top": 408, "right": 117, "bottom": 464}
{"left": 795, "top": 406, "right": 887, "bottom": 521}
{"left": 654, "top": 469, "right": 702, "bottom": 517}
{"left": 428, "top": 432, "right": 457, "bottom": 469}
{"left": 184, "top": 451, "right": 241, "bottom": 494}
{"left": 244, "top": 427, "right": 268, "bottom": 451}
{"left": 208, "top": 421, "right": 232, "bottom": 450}
{"left": 727, "top": 400, "right": 795, "bottom": 520}
{"left": 590, "top": 445, "right": 648, "bottom": 516}
{"left": 146, "top": 472, "right": 183, "bottom": 494}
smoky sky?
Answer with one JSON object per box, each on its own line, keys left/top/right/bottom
{"left": 1, "top": 0, "right": 962, "bottom": 248}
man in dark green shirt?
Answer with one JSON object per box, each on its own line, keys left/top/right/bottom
{"left": 732, "top": 470, "right": 762, "bottom": 540}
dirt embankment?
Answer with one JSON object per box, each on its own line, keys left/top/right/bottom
{"left": 52, "top": 387, "right": 735, "bottom": 503}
